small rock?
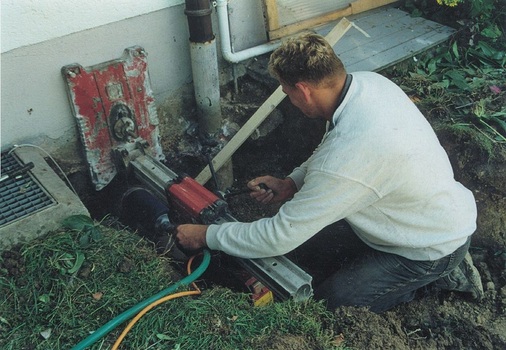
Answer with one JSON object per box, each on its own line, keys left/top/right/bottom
{"left": 486, "top": 281, "right": 495, "bottom": 291}
{"left": 476, "top": 315, "right": 485, "bottom": 324}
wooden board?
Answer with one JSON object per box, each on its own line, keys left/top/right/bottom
{"left": 264, "top": 0, "right": 280, "bottom": 33}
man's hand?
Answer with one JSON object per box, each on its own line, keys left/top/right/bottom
{"left": 248, "top": 176, "right": 297, "bottom": 204}
{"left": 176, "top": 224, "right": 208, "bottom": 251}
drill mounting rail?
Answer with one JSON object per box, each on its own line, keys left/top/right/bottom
{"left": 130, "top": 155, "right": 313, "bottom": 301}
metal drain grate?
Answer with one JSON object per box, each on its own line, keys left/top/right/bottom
{"left": 0, "top": 152, "right": 55, "bottom": 226}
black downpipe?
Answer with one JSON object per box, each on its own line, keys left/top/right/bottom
{"left": 185, "top": 0, "right": 214, "bottom": 43}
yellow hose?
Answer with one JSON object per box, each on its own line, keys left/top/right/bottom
{"left": 112, "top": 255, "right": 202, "bottom": 349}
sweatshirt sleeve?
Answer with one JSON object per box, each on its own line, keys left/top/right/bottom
{"left": 205, "top": 169, "right": 380, "bottom": 258}
{"left": 287, "top": 159, "right": 309, "bottom": 190}
{"left": 287, "top": 166, "right": 306, "bottom": 190}
{"left": 287, "top": 134, "right": 329, "bottom": 190}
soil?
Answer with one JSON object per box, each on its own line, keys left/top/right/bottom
{"left": 206, "top": 75, "right": 506, "bottom": 349}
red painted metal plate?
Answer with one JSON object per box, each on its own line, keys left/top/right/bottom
{"left": 62, "top": 46, "right": 164, "bottom": 190}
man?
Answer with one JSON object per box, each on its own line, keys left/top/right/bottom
{"left": 176, "top": 33, "right": 483, "bottom": 312}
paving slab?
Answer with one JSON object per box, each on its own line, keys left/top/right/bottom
{"left": 0, "top": 147, "right": 89, "bottom": 250}
{"left": 248, "top": 6, "right": 455, "bottom": 81}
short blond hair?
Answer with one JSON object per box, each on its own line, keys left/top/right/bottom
{"left": 268, "top": 33, "right": 346, "bottom": 87}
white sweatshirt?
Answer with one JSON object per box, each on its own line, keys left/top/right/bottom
{"left": 206, "top": 71, "right": 477, "bottom": 261}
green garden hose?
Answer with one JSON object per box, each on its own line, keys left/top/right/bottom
{"left": 72, "top": 249, "right": 211, "bottom": 350}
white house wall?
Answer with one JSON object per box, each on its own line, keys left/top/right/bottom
{"left": 0, "top": 0, "right": 267, "bottom": 160}
{"left": 1, "top": 0, "right": 185, "bottom": 53}
{"left": 1, "top": 7, "right": 190, "bottom": 153}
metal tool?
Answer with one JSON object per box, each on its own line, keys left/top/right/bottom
{"left": 128, "top": 155, "right": 313, "bottom": 301}
{"left": 63, "top": 48, "right": 313, "bottom": 302}
{"left": 221, "top": 183, "right": 270, "bottom": 199}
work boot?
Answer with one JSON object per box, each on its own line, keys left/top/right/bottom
{"left": 435, "top": 252, "right": 484, "bottom": 300}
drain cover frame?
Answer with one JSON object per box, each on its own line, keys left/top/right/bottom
{"left": 0, "top": 147, "right": 89, "bottom": 250}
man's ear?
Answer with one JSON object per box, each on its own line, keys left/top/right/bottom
{"left": 295, "top": 82, "right": 312, "bottom": 102}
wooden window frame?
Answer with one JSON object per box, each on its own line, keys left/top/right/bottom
{"left": 263, "top": 0, "right": 398, "bottom": 40}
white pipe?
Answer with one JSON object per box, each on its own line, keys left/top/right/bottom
{"left": 190, "top": 39, "right": 222, "bottom": 135}
{"left": 216, "top": 0, "right": 281, "bottom": 63}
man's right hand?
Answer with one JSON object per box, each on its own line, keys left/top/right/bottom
{"left": 176, "top": 224, "right": 208, "bottom": 251}
{"left": 247, "top": 176, "right": 297, "bottom": 204}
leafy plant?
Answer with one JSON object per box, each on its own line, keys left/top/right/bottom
{"left": 436, "top": 0, "right": 462, "bottom": 7}
{"left": 62, "top": 214, "right": 103, "bottom": 248}
{"left": 395, "top": 0, "right": 506, "bottom": 146}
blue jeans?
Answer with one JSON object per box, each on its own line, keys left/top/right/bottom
{"left": 313, "top": 236, "right": 470, "bottom": 313}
